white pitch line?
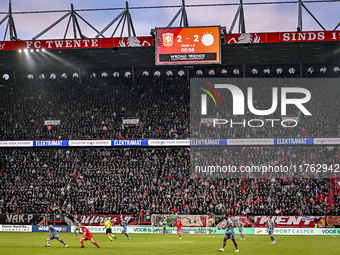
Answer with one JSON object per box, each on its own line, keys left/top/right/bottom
{"left": 141, "top": 241, "right": 194, "bottom": 245}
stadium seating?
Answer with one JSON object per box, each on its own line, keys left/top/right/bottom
{"left": 0, "top": 71, "right": 339, "bottom": 217}
{"left": 0, "top": 147, "right": 339, "bottom": 216}
{"left": 1, "top": 74, "right": 339, "bottom": 140}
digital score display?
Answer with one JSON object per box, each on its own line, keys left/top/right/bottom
{"left": 155, "top": 26, "right": 221, "bottom": 65}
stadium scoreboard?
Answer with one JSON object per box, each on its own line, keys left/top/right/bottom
{"left": 155, "top": 26, "right": 221, "bottom": 65}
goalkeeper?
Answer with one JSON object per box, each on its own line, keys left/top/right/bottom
{"left": 162, "top": 218, "right": 168, "bottom": 235}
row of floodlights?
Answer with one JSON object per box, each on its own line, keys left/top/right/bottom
{"left": 23, "top": 70, "right": 187, "bottom": 80}
{"left": 200, "top": 67, "right": 340, "bottom": 76}
{"left": 90, "top": 67, "right": 340, "bottom": 77}
{"left": 104, "top": 70, "right": 186, "bottom": 78}
{"left": 248, "top": 67, "right": 340, "bottom": 75}
{"left": 6, "top": 66, "right": 339, "bottom": 81}
{"left": 18, "top": 49, "right": 46, "bottom": 53}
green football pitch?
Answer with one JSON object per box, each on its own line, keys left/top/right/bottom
{"left": 0, "top": 232, "right": 339, "bottom": 255}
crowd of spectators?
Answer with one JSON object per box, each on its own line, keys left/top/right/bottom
{"left": 130, "top": 77, "right": 189, "bottom": 139}
{"left": 192, "top": 146, "right": 340, "bottom": 216}
{"left": 191, "top": 79, "right": 340, "bottom": 138}
{"left": 0, "top": 147, "right": 339, "bottom": 216}
{"left": 0, "top": 73, "right": 340, "bottom": 221}
{"left": 0, "top": 76, "right": 189, "bottom": 140}
{"left": 0, "top": 75, "right": 339, "bottom": 140}
{"left": 0, "top": 79, "right": 64, "bottom": 140}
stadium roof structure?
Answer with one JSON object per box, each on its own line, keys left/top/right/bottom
{"left": 1, "top": 0, "right": 339, "bottom": 41}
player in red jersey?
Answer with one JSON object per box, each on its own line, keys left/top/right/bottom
{"left": 173, "top": 217, "right": 183, "bottom": 239}
{"left": 77, "top": 223, "right": 100, "bottom": 248}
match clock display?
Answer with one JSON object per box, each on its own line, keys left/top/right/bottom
{"left": 155, "top": 26, "right": 221, "bottom": 65}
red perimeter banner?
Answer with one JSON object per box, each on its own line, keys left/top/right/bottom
{"left": 0, "top": 37, "right": 153, "bottom": 51}
{"left": 234, "top": 216, "right": 257, "bottom": 227}
{"left": 77, "top": 214, "right": 135, "bottom": 226}
{"left": 225, "top": 31, "right": 340, "bottom": 44}
{"left": 326, "top": 216, "right": 340, "bottom": 227}
{"left": 254, "top": 216, "right": 315, "bottom": 228}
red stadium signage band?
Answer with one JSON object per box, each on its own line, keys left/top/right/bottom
{"left": 0, "top": 36, "right": 153, "bottom": 51}
{"left": 254, "top": 216, "right": 315, "bottom": 228}
{"left": 77, "top": 214, "right": 135, "bottom": 226}
{"left": 0, "top": 41, "right": 12, "bottom": 51}
{"left": 114, "top": 37, "right": 153, "bottom": 47}
{"left": 225, "top": 30, "right": 340, "bottom": 44}
{"left": 17, "top": 38, "right": 105, "bottom": 50}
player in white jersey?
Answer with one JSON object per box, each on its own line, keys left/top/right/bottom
{"left": 267, "top": 216, "right": 276, "bottom": 244}
{"left": 41, "top": 221, "right": 68, "bottom": 247}
{"left": 237, "top": 219, "right": 245, "bottom": 240}
{"left": 73, "top": 216, "right": 82, "bottom": 237}
{"left": 217, "top": 215, "right": 239, "bottom": 252}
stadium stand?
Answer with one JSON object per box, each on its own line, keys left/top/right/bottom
{"left": 1, "top": 74, "right": 339, "bottom": 140}
{"left": 192, "top": 79, "right": 340, "bottom": 139}
{"left": 1, "top": 147, "right": 339, "bottom": 216}
{"left": 0, "top": 76, "right": 190, "bottom": 140}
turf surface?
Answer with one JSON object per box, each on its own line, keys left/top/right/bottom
{"left": 0, "top": 232, "right": 339, "bottom": 255}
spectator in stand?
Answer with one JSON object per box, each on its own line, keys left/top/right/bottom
{"left": 0, "top": 147, "right": 338, "bottom": 216}
{"left": 1, "top": 75, "right": 339, "bottom": 140}
{"left": 0, "top": 76, "right": 189, "bottom": 140}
